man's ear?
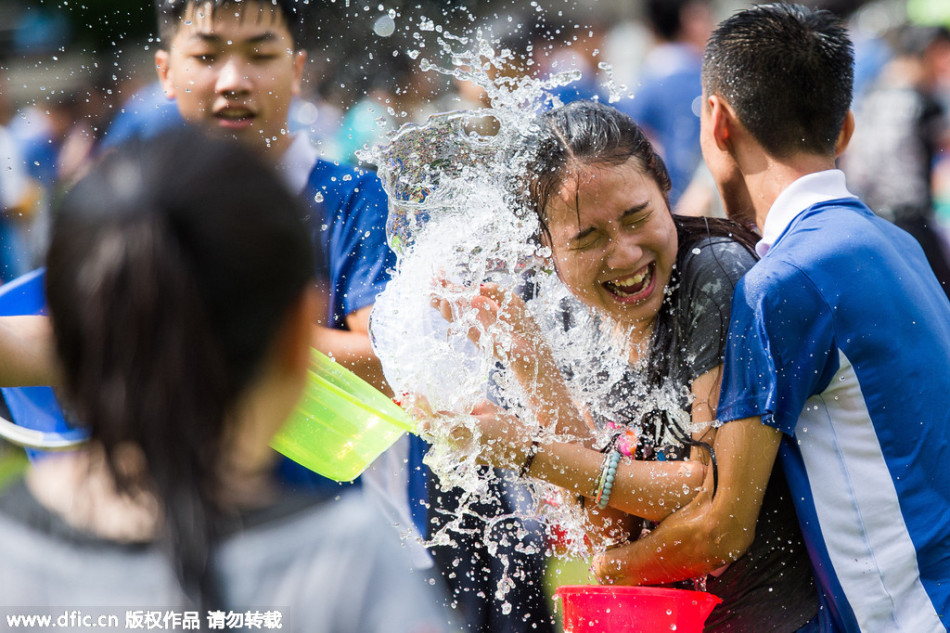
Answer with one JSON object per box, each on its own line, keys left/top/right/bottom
{"left": 708, "top": 94, "right": 735, "bottom": 152}
{"left": 155, "top": 50, "right": 176, "bottom": 100}
{"left": 291, "top": 50, "right": 307, "bottom": 98}
{"left": 834, "top": 110, "right": 855, "bottom": 158}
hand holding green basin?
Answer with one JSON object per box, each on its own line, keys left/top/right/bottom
{"left": 270, "top": 348, "right": 417, "bottom": 482}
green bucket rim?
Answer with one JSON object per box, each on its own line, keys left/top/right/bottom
{"left": 304, "top": 349, "right": 416, "bottom": 434}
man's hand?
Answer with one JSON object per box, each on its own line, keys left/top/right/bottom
{"left": 590, "top": 417, "right": 782, "bottom": 586}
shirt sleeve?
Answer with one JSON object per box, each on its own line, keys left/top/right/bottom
{"left": 680, "top": 238, "right": 757, "bottom": 380}
{"left": 325, "top": 170, "right": 396, "bottom": 326}
{"left": 716, "top": 259, "right": 839, "bottom": 435}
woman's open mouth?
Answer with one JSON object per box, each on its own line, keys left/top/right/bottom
{"left": 602, "top": 263, "right": 656, "bottom": 303}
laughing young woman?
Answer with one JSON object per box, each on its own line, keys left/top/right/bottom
{"left": 432, "top": 101, "right": 818, "bottom": 632}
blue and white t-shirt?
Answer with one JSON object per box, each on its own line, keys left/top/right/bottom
{"left": 717, "top": 170, "right": 950, "bottom": 633}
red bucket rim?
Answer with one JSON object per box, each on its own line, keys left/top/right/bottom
{"left": 555, "top": 584, "right": 722, "bottom": 605}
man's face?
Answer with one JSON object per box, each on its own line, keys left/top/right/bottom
{"left": 155, "top": 1, "right": 305, "bottom": 157}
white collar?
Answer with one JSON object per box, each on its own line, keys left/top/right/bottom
{"left": 276, "top": 134, "right": 320, "bottom": 195}
{"left": 756, "top": 169, "right": 857, "bottom": 256}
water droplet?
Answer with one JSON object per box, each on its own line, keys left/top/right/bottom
{"left": 313, "top": 192, "right": 324, "bottom": 203}
{"left": 373, "top": 14, "right": 396, "bottom": 38}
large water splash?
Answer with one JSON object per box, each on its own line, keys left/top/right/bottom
{"left": 363, "top": 24, "right": 679, "bottom": 606}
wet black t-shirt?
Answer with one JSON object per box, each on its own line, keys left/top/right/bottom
{"left": 610, "top": 236, "right": 819, "bottom": 633}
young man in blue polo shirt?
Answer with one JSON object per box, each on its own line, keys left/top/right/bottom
{"left": 153, "top": 0, "right": 445, "bottom": 566}
{"left": 593, "top": 5, "right": 950, "bottom": 632}
{"left": 153, "top": 0, "right": 392, "bottom": 390}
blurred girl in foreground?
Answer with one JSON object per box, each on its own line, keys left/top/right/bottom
{"left": 0, "top": 129, "right": 454, "bottom": 633}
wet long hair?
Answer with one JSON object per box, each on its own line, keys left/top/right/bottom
{"left": 528, "top": 101, "right": 757, "bottom": 475}
{"left": 44, "top": 128, "right": 314, "bottom": 608}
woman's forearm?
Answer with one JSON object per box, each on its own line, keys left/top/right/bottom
{"left": 506, "top": 333, "right": 593, "bottom": 439}
{"left": 525, "top": 441, "right": 706, "bottom": 523}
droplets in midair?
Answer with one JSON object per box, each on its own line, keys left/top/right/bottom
{"left": 365, "top": 17, "right": 645, "bottom": 604}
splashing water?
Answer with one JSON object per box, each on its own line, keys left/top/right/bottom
{"left": 363, "top": 24, "right": 689, "bottom": 605}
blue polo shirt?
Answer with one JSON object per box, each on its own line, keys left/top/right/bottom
{"left": 302, "top": 160, "right": 394, "bottom": 327}
{"left": 273, "top": 140, "right": 431, "bottom": 552}
{"left": 717, "top": 171, "right": 950, "bottom": 632}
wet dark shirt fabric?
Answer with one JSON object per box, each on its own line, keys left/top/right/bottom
{"left": 704, "top": 466, "right": 819, "bottom": 632}
{"left": 616, "top": 236, "right": 819, "bottom": 632}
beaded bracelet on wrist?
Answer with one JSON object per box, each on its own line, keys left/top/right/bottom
{"left": 594, "top": 449, "right": 622, "bottom": 509}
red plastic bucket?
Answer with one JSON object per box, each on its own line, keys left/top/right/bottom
{"left": 555, "top": 585, "right": 722, "bottom": 633}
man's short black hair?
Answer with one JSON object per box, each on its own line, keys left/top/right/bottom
{"left": 155, "top": 0, "right": 304, "bottom": 49}
{"left": 702, "top": 3, "right": 853, "bottom": 158}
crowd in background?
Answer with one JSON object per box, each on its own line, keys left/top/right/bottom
{"left": 0, "top": 0, "right": 949, "bottom": 289}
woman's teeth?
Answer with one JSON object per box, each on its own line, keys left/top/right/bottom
{"left": 604, "top": 266, "right": 652, "bottom": 296}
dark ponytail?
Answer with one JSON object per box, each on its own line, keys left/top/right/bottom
{"left": 45, "top": 128, "right": 314, "bottom": 609}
